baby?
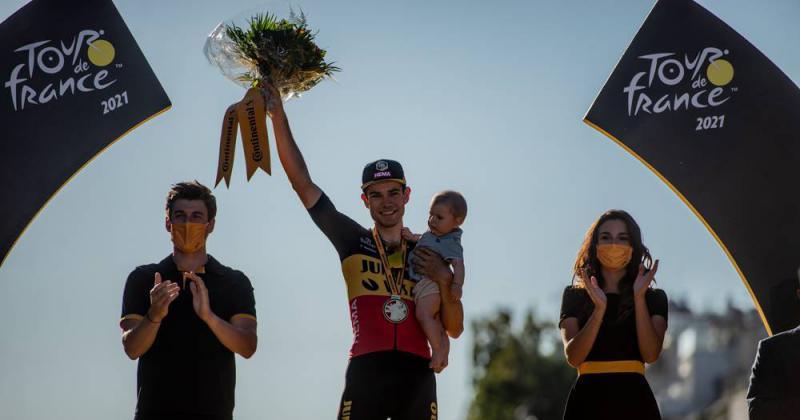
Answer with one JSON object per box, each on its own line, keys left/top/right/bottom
{"left": 404, "top": 190, "right": 466, "bottom": 371}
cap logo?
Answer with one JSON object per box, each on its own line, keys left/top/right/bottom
{"left": 374, "top": 171, "right": 391, "bottom": 178}
{"left": 375, "top": 160, "right": 389, "bottom": 171}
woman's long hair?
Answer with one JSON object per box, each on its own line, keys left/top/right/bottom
{"left": 571, "top": 210, "right": 653, "bottom": 320}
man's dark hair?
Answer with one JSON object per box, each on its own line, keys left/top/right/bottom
{"left": 165, "top": 181, "right": 217, "bottom": 220}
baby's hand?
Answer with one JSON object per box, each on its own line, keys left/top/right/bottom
{"left": 450, "top": 283, "right": 463, "bottom": 301}
{"left": 401, "top": 227, "right": 421, "bottom": 242}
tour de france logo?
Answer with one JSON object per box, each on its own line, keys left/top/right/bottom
{"left": 87, "top": 38, "right": 116, "bottom": 67}
{"left": 623, "top": 47, "right": 736, "bottom": 123}
{"left": 4, "top": 29, "right": 120, "bottom": 112}
{"left": 706, "top": 58, "right": 734, "bottom": 87}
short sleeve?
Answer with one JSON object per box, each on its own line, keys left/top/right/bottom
{"left": 646, "top": 288, "right": 668, "bottom": 323}
{"left": 416, "top": 231, "right": 463, "bottom": 261}
{"left": 441, "top": 235, "right": 464, "bottom": 261}
{"left": 559, "top": 286, "right": 590, "bottom": 327}
{"left": 120, "top": 268, "right": 149, "bottom": 324}
{"left": 308, "top": 193, "right": 366, "bottom": 260}
{"left": 228, "top": 272, "right": 257, "bottom": 321}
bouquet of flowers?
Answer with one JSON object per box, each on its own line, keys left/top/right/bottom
{"left": 204, "top": 9, "right": 338, "bottom": 186}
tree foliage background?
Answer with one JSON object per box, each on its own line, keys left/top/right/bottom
{"left": 468, "top": 308, "right": 575, "bottom": 420}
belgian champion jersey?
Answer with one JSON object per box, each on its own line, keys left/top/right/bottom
{"left": 309, "top": 193, "right": 430, "bottom": 359}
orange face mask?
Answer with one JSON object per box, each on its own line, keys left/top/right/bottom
{"left": 170, "top": 222, "right": 208, "bottom": 253}
{"left": 596, "top": 244, "right": 633, "bottom": 270}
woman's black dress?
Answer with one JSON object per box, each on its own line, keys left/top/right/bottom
{"left": 559, "top": 287, "right": 668, "bottom": 420}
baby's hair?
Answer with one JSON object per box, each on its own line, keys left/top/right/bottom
{"left": 431, "top": 190, "right": 468, "bottom": 221}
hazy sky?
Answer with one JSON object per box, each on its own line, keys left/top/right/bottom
{"left": 1, "top": 0, "right": 798, "bottom": 419}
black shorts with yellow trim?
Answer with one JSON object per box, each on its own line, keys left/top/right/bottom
{"left": 338, "top": 350, "right": 438, "bottom": 420}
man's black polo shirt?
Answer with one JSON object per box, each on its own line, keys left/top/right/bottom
{"left": 121, "top": 255, "right": 256, "bottom": 420}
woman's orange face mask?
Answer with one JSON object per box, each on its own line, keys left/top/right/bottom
{"left": 596, "top": 244, "right": 633, "bottom": 270}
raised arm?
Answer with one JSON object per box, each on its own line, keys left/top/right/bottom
{"left": 265, "top": 85, "right": 322, "bottom": 209}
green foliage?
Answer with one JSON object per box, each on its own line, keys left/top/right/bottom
{"left": 224, "top": 9, "right": 339, "bottom": 96}
{"left": 468, "top": 308, "right": 575, "bottom": 420}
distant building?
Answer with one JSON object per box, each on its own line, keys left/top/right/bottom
{"left": 646, "top": 299, "right": 766, "bottom": 419}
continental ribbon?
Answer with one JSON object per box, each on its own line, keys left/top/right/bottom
{"left": 215, "top": 103, "right": 238, "bottom": 188}
{"left": 215, "top": 87, "right": 271, "bottom": 187}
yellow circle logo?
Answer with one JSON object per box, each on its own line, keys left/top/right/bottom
{"left": 707, "top": 59, "right": 734, "bottom": 86}
{"left": 87, "top": 39, "right": 115, "bottom": 67}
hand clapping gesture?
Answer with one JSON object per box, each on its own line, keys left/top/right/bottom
{"left": 148, "top": 273, "right": 179, "bottom": 323}
{"left": 582, "top": 267, "right": 607, "bottom": 313}
{"left": 184, "top": 271, "right": 214, "bottom": 323}
{"left": 633, "top": 259, "right": 659, "bottom": 300}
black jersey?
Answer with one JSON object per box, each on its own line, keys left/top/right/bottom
{"left": 120, "top": 255, "right": 256, "bottom": 419}
{"left": 559, "top": 286, "right": 668, "bottom": 362}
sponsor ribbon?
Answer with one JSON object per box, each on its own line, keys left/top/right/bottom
{"left": 215, "top": 87, "right": 272, "bottom": 187}
{"left": 215, "top": 103, "right": 239, "bottom": 187}
{"left": 237, "top": 87, "right": 271, "bottom": 180}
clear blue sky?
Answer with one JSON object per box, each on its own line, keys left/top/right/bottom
{"left": 1, "top": 0, "right": 798, "bottom": 419}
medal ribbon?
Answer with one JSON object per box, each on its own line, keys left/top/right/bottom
{"left": 371, "top": 228, "right": 407, "bottom": 297}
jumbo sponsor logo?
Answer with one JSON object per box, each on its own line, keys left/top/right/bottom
{"left": 623, "top": 47, "right": 736, "bottom": 117}
{"left": 4, "top": 29, "right": 119, "bottom": 111}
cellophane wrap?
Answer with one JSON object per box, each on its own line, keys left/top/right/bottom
{"left": 203, "top": 10, "right": 338, "bottom": 101}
